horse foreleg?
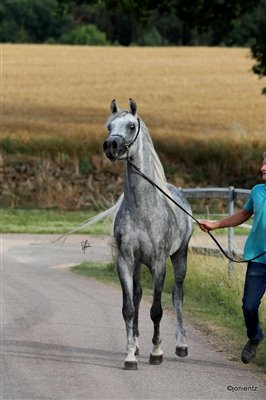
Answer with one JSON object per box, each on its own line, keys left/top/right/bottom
{"left": 117, "top": 257, "right": 138, "bottom": 370}
{"left": 171, "top": 248, "right": 188, "bottom": 357}
{"left": 133, "top": 265, "right": 142, "bottom": 356}
{"left": 149, "top": 267, "right": 166, "bottom": 365}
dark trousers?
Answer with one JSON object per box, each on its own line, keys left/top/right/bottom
{"left": 242, "top": 261, "right": 266, "bottom": 343}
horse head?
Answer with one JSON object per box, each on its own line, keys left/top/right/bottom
{"left": 103, "top": 99, "right": 140, "bottom": 161}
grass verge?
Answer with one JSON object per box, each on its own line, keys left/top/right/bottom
{"left": 1, "top": 207, "right": 248, "bottom": 237}
{"left": 71, "top": 254, "right": 266, "bottom": 373}
{"left": 1, "top": 208, "right": 112, "bottom": 235}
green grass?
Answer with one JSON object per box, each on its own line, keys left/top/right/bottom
{"left": 1, "top": 207, "right": 250, "bottom": 237}
{"left": 0, "top": 208, "right": 112, "bottom": 235}
{"left": 72, "top": 255, "right": 266, "bottom": 372}
{"left": 72, "top": 261, "right": 117, "bottom": 283}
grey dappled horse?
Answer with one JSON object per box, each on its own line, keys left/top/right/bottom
{"left": 103, "top": 99, "right": 193, "bottom": 370}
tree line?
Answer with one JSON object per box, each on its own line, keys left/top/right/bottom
{"left": 1, "top": 0, "right": 265, "bottom": 92}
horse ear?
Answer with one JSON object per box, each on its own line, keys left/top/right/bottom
{"left": 129, "top": 98, "right": 137, "bottom": 115}
{"left": 110, "top": 99, "right": 119, "bottom": 114}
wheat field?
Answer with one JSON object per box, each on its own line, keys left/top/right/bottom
{"left": 3, "top": 44, "right": 266, "bottom": 149}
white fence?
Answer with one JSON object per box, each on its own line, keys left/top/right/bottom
{"left": 181, "top": 186, "right": 251, "bottom": 274}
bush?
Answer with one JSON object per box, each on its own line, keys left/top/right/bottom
{"left": 60, "top": 24, "right": 109, "bottom": 45}
{"left": 137, "top": 27, "right": 166, "bottom": 46}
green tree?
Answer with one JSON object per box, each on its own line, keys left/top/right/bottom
{"left": 56, "top": 0, "right": 265, "bottom": 92}
{"left": 0, "top": 0, "right": 73, "bottom": 43}
{"left": 250, "top": 0, "right": 266, "bottom": 93}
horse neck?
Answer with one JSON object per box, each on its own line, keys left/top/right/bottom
{"left": 124, "top": 128, "right": 161, "bottom": 210}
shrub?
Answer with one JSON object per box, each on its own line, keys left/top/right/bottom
{"left": 60, "top": 24, "right": 109, "bottom": 45}
{"left": 137, "top": 27, "right": 166, "bottom": 46}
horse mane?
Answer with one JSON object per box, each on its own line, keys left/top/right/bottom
{"left": 141, "top": 120, "right": 177, "bottom": 213}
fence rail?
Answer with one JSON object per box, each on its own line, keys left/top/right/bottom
{"left": 180, "top": 186, "right": 251, "bottom": 275}
{"left": 181, "top": 186, "right": 250, "bottom": 199}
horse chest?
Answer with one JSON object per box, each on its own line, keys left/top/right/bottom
{"left": 115, "top": 212, "right": 173, "bottom": 262}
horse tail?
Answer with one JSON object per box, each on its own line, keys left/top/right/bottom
{"left": 53, "top": 194, "right": 124, "bottom": 244}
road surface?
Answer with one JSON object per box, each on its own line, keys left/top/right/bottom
{"left": 1, "top": 234, "right": 265, "bottom": 400}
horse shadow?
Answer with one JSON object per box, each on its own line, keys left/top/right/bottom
{"left": 3, "top": 339, "right": 244, "bottom": 373}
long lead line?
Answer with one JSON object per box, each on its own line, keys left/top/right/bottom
{"left": 127, "top": 159, "right": 266, "bottom": 263}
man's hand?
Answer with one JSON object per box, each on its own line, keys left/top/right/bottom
{"left": 199, "top": 220, "right": 220, "bottom": 232}
{"left": 199, "top": 209, "right": 252, "bottom": 232}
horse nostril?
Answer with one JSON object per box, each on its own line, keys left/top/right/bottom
{"left": 111, "top": 140, "right": 117, "bottom": 149}
{"left": 103, "top": 141, "right": 108, "bottom": 151}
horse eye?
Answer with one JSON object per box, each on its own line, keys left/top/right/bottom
{"left": 130, "top": 124, "right": 135, "bottom": 131}
{"left": 107, "top": 124, "right": 111, "bottom": 131}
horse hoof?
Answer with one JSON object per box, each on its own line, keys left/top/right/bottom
{"left": 175, "top": 346, "right": 188, "bottom": 357}
{"left": 124, "top": 361, "right": 138, "bottom": 370}
{"left": 149, "top": 354, "right": 163, "bottom": 365}
{"left": 135, "top": 347, "right": 139, "bottom": 356}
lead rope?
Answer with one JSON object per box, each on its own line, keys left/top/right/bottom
{"left": 127, "top": 159, "right": 266, "bottom": 264}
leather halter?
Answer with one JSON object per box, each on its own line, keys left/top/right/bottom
{"left": 110, "top": 117, "right": 141, "bottom": 150}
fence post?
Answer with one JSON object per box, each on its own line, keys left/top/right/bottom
{"left": 228, "top": 186, "right": 235, "bottom": 276}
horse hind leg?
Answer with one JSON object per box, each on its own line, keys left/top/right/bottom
{"left": 149, "top": 265, "right": 166, "bottom": 365}
{"left": 171, "top": 246, "right": 188, "bottom": 357}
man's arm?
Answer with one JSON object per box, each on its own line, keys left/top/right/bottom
{"left": 199, "top": 209, "right": 253, "bottom": 232}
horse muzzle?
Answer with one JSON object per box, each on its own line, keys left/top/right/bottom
{"left": 103, "top": 136, "right": 127, "bottom": 160}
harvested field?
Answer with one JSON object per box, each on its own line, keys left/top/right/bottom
{"left": 1, "top": 45, "right": 266, "bottom": 208}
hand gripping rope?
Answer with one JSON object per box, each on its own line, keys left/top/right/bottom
{"left": 127, "top": 159, "right": 266, "bottom": 264}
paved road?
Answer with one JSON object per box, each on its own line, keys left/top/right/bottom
{"left": 1, "top": 234, "right": 266, "bottom": 400}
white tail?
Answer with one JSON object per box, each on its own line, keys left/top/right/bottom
{"left": 53, "top": 194, "right": 124, "bottom": 244}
